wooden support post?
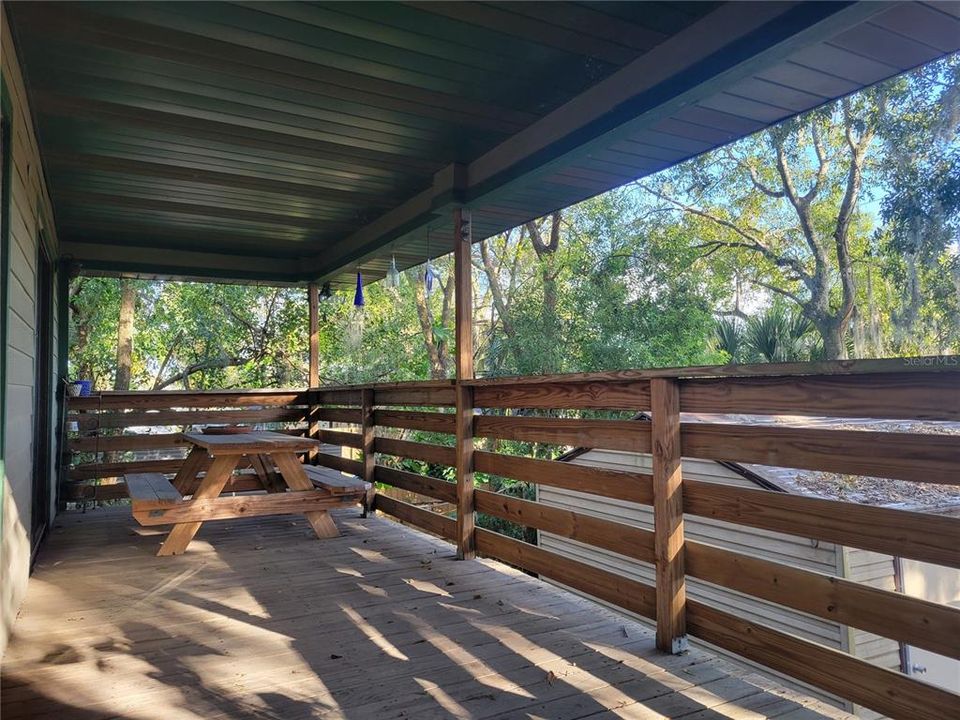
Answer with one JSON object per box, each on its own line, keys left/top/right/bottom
{"left": 651, "top": 377, "right": 687, "bottom": 654}
{"left": 456, "top": 384, "right": 475, "bottom": 559}
{"left": 308, "top": 281, "right": 320, "bottom": 464}
{"left": 360, "top": 387, "right": 376, "bottom": 517}
{"left": 454, "top": 208, "right": 476, "bottom": 560}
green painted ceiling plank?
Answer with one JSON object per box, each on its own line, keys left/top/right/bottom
{"left": 91, "top": 1, "right": 484, "bottom": 98}
{"left": 38, "top": 122, "right": 418, "bottom": 184}
{"left": 35, "top": 86, "right": 447, "bottom": 159}
{"left": 24, "top": 48, "right": 466, "bottom": 138}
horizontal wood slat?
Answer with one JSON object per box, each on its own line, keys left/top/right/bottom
{"left": 314, "top": 453, "right": 363, "bottom": 476}
{"left": 69, "top": 428, "right": 307, "bottom": 453}
{"left": 67, "top": 391, "right": 308, "bottom": 411}
{"left": 474, "top": 415, "right": 650, "bottom": 451}
{"left": 373, "top": 465, "right": 457, "bottom": 504}
{"left": 312, "top": 388, "right": 362, "bottom": 405}
{"left": 475, "top": 489, "right": 655, "bottom": 562}
{"left": 372, "top": 494, "right": 457, "bottom": 541}
{"left": 69, "top": 407, "right": 307, "bottom": 430}
{"left": 69, "top": 432, "right": 186, "bottom": 453}
{"left": 686, "top": 541, "right": 960, "bottom": 660}
{"left": 680, "top": 372, "right": 960, "bottom": 420}
{"left": 686, "top": 600, "right": 960, "bottom": 720}
{"left": 375, "top": 386, "right": 457, "bottom": 407}
{"left": 463, "top": 357, "right": 960, "bottom": 385}
{"left": 474, "top": 451, "right": 653, "bottom": 504}
{"left": 684, "top": 480, "right": 960, "bottom": 569}
{"left": 681, "top": 423, "right": 960, "bottom": 485}
{"left": 374, "top": 437, "right": 456, "bottom": 466}
{"left": 315, "top": 429, "right": 363, "bottom": 449}
{"left": 374, "top": 410, "right": 456, "bottom": 433}
{"left": 133, "top": 491, "right": 355, "bottom": 526}
{"left": 476, "top": 529, "right": 656, "bottom": 619}
{"left": 64, "top": 474, "right": 265, "bottom": 502}
{"left": 69, "top": 451, "right": 311, "bottom": 482}
{"left": 315, "top": 407, "right": 362, "bottom": 424}
{"left": 69, "top": 458, "right": 185, "bottom": 481}
{"left": 474, "top": 380, "right": 651, "bottom": 410}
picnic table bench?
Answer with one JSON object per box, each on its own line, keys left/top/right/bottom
{"left": 126, "top": 431, "right": 371, "bottom": 556}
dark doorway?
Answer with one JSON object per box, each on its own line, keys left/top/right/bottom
{"left": 32, "top": 242, "right": 54, "bottom": 553}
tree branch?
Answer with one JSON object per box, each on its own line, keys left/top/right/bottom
{"left": 641, "top": 183, "right": 812, "bottom": 283}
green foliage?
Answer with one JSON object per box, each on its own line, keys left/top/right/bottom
{"left": 71, "top": 46, "right": 959, "bottom": 386}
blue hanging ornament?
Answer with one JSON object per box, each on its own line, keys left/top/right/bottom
{"left": 353, "top": 271, "right": 364, "bottom": 307}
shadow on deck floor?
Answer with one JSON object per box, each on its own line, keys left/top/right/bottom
{"left": 2, "top": 506, "right": 851, "bottom": 719}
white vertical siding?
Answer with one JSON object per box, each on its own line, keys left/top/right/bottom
{"left": 1, "top": 9, "right": 60, "bottom": 658}
{"left": 538, "top": 449, "right": 849, "bottom": 709}
{"left": 901, "top": 558, "right": 960, "bottom": 693}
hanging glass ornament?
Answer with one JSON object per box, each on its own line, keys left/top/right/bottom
{"left": 345, "top": 271, "right": 365, "bottom": 350}
{"left": 346, "top": 304, "right": 364, "bottom": 349}
{"left": 353, "top": 271, "right": 365, "bottom": 307}
{"left": 385, "top": 255, "right": 401, "bottom": 289}
{"left": 424, "top": 260, "right": 435, "bottom": 296}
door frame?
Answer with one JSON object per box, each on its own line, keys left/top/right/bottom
{"left": 31, "top": 238, "right": 54, "bottom": 553}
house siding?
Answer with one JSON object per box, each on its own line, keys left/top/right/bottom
{"left": 1, "top": 8, "right": 60, "bottom": 658}
{"left": 538, "top": 449, "right": 851, "bottom": 710}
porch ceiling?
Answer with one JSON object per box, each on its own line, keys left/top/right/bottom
{"left": 8, "top": 1, "right": 960, "bottom": 285}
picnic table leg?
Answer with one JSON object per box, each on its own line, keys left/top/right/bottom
{"left": 172, "top": 447, "right": 210, "bottom": 495}
{"left": 249, "top": 453, "right": 285, "bottom": 493}
{"left": 272, "top": 451, "right": 339, "bottom": 539}
{"left": 158, "top": 455, "right": 240, "bottom": 556}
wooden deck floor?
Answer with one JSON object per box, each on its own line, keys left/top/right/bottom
{"left": 2, "top": 506, "right": 852, "bottom": 720}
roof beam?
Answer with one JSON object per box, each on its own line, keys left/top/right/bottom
{"left": 62, "top": 240, "right": 307, "bottom": 284}
{"left": 308, "top": 1, "right": 888, "bottom": 281}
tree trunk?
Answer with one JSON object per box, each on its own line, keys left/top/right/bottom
{"left": 526, "top": 213, "right": 562, "bottom": 372}
{"left": 413, "top": 275, "right": 447, "bottom": 380}
{"left": 114, "top": 279, "right": 136, "bottom": 390}
{"left": 821, "top": 320, "right": 846, "bottom": 360}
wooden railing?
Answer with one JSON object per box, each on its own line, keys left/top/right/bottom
{"left": 63, "top": 360, "right": 960, "bottom": 719}
{"left": 64, "top": 389, "right": 311, "bottom": 502}
{"left": 311, "top": 359, "right": 960, "bottom": 720}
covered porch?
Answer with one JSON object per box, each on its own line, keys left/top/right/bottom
{"left": 3, "top": 506, "right": 847, "bottom": 720}
{"left": 2, "top": 2, "right": 960, "bottom": 719}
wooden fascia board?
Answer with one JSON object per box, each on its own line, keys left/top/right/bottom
{"left": 61, "top": 240, "right": 307, "bottom": 284}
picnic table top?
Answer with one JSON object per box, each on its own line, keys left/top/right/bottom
{"left": 183, "top": 430, "right": 320, "bottom": 454}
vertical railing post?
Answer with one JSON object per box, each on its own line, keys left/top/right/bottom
{"left": 308, "top": 281, "right": 320, "bottom": 465}
{"left": 455, "top": 384, "right": 475, "bottom": 559}
{"left": 360, "top": 387, "right": 376, "bottom": 517}
{"left": 453, "top": 207, "right": 476, "bottom": 559}
{"left": 651, "top": 377, "right": 687, "bottom": 654}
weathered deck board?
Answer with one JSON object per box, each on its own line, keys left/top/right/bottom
{"left": 1, "top": 507, "right": 851, "bottom": 719}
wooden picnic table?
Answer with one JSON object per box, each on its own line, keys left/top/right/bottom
{"left": 127, "top": 431, "right": 365, "bottom": 556}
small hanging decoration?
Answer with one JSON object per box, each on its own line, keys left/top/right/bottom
{"left": 385, "top": 255, "right": 401, "bottom": 289}
{"left": 424, "top": 260, "right": 435, "bottom": 296}
{"left": 346, "top": 271, "right": 365, "bottom": 350}
{"left": 424, "top": 228, "right": 434, "bottom": 296}
{"left": 353, "top": 271, "right": 365, "bottom": 307}
{"left": 318, "top": 281, "right": 333, "bottom": 302}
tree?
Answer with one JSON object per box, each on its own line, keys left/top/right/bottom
{"left": 716, "top": 305, "right": 821, "bottom": 364}
{"left": 114, "top": 279, "right": 136, "bottom": 391}
{"left": 412, "top": 257, "right": 455, "bottom": 380}
{"left": 639, "top": 54, "right": 960, "bottom": 359}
